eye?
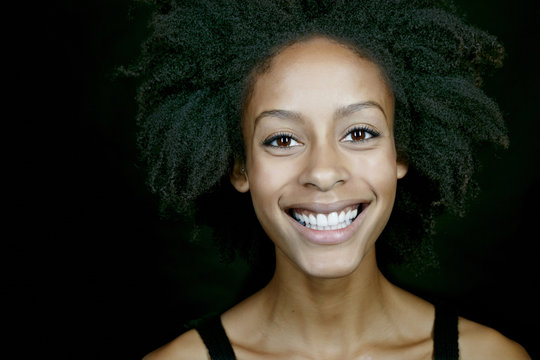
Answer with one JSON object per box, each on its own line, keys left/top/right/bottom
{"left": 342, "top": 126, "right": 380, "bottom": 142}
{"left": 263, "top": 133, "right": 302, "bottom": 148}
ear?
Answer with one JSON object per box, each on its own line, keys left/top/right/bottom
{"left": 230, "top": 159, "right": 250, "bottom": 193}
{"left": 397, "top": 160, "right": 408, "bottom": 180}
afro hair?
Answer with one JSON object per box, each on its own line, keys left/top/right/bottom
{"left": 125, "top": 0, "right": 507, "bottom": 270}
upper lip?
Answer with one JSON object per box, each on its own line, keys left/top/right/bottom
{"left": 284, "top": 199, "right": 368, "bottom": 214}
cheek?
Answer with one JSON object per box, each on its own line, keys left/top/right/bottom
{"left": 246, "top": 149, "right": 293, "bottom": 217}
{"left": 351, "top": 146, "right": 398, "bottom": 197}
{"left": 249, "top": 155, "right": 298, "bottom": 203}
{"left": 246, "top": 155, "right": 298, "bottom": 244}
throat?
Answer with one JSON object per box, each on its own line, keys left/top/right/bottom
{"left": 269, "top": 247, "right": 384, "bottom": 320}
{"left": 259, "top": 261, "right": 390, "bottom": 349}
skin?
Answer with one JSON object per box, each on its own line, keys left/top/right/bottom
{"left": 144, "top": 38, "right": 530, "bottom": 360}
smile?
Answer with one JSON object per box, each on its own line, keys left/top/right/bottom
{"left": 289, "top": 204, "right": 363, "bottom": 231}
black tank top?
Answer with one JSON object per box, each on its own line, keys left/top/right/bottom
{"left": 196, "top": 304, "right": 459, "bottom": 360}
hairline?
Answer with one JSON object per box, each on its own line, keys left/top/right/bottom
{"left": 239, "top": 34, "right": 396, "bottom": 156}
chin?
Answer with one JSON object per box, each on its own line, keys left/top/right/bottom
{"left": 292, "top": 243, "right": 375, "bottom": 280}
{"left": 305, "top": 265, "right": 360, "bottom": 280}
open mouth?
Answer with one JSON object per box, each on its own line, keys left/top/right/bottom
{"left": 288, "top": 204, "right": 365, "bottom": 231}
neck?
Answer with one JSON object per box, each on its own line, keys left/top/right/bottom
{"left": 257, "top": 246, "right": 397, "bottom": 349}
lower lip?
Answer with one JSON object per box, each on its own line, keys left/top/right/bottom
{"left": 287, "top": 205, "right": 369, "bottom": 245}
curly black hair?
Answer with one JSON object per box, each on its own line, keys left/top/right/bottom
{"left": 125, "top": 0, "right": 507, "bottom": 271}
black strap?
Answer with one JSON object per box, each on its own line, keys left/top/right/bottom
{"left": 197, "top": 306, "right": 459, "bottom": 360}
{"left": 196, "top": 314, "right": 237, "bottom": 360}
{"left": 433, "top": 303, "right": 460, "bottom": 360}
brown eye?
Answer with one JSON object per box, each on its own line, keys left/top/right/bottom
{"left": 351, "top": 129, "right": 366, "bottom": 141}
{"left": 342, "top": 126, "right": 380, "bottom": 143}
{"left": 276, "top": 136, "right": 291, "bottom": 147}
{"left": 263, "top": 133, "right": 301, "bottom": 148}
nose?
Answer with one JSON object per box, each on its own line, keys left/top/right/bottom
{"left": 299, "top": 142, "right": 349, "bottom": 192}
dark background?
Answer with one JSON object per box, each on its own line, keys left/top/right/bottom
{"left": 10, "top": 0, "right": 539, "bottom": 358}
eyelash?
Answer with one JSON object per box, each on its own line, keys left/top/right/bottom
{"left": 262, "top": 126, "right": 380, "bottom": 149}
{"left": 262, "top": 132, "right": 301, "bottom": 148}
{"left": 342, "top": 126, "right": 381, "bottom": 142}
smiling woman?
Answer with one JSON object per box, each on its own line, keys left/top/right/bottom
{"left": 125, "top": 0, "right": 531, "bottom": 359}
{"left": 232, "top": 39, "right": 406, "bottom": 279}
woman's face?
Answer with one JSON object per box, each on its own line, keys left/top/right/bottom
{"left": 232, "top": 37, "right": 407, "bottom": 278}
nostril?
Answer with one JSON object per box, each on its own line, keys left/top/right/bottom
{"left": 301, "top": 175, "right": 347, "bottom": 192}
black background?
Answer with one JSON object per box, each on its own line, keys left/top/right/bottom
{"left": 9, "top": 0, "right": 539, "bottom": 358}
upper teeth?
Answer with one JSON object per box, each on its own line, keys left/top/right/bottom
{"left": 291, "top": 207, "right": 358, "bottom": 231}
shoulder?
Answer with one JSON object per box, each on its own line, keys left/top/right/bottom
{"left": 458, "top": 317, "right": 530, "bottom": 360}
{"left": 142, "top": 329, "right": 208, "bottom": 360}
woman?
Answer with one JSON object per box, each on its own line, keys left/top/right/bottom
{"left": 129, "top": 1, "right": 530, "bottom": 358}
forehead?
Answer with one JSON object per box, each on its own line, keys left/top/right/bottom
{"left": 270, "top": 37, "right": 372, "bottom": 74}
{"left": 245, "top": 37, "right": 394, "bottom": 123}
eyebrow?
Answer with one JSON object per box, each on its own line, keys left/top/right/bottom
{"left": 334, "top": 101, "right": 387, "bottom": 121}
{"left": 254, "top": 109, "right": 303, "bottom": 127}
{"left": 253, "top": 101, "right": 386, "bottom": 127}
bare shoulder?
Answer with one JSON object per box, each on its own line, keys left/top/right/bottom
{"left": 458, "top": 317, "right": 530, "bottom": 360}
{"left": 142, "top": 329, "right": 208, "bottom": 360}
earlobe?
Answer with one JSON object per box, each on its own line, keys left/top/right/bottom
{"left": 230, "top": 160, "right": 250, "bottom": 193}
{"left": 397, "top": 161, "right": 408, "bottom": 179}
